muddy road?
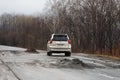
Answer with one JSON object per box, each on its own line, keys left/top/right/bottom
{"left": 0, "top": 45, "right": 120, "bottom": 80}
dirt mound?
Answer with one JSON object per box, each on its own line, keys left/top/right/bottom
{"left": 49, "top": 58, "right": 94, "bottom": 69}
{"left": 26, "top": 49, "right": 39, "bottom": 53}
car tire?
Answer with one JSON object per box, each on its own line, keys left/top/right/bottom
{"left": 47, "top": 52, "right": 52, "bottom": 56}
{"left": 65, "top": 52, "right": 71, "bottom": 57}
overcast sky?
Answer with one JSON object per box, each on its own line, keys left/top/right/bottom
{"left": 0, "top": 0, "right": 48, "bottom": 15}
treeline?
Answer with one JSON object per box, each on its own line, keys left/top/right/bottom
{"left": 0, "top": 14, "right": 51, "bottom": 50}
{"left": 0, "top": 0, "right": 120, "bottom": 56}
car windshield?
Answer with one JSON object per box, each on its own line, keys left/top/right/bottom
{"left": 53, "top": 35, "right": 68, "bottom": 41}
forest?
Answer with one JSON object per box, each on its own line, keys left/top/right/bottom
{"left": 0, "top": 0, "right": 120, "bottom": 57}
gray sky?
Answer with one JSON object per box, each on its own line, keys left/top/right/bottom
{"left": 0, "top": 0, "right": 48, "bottom": 15}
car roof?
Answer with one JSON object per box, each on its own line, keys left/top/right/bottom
{"left": 52, "top": 34, "right": 68, "bottom": 36}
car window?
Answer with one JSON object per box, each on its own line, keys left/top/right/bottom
{"left": 53, "top": 35, "right": 68, "bottom": 41}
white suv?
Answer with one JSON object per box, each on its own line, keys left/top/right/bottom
{"left": 47, "top": 34, "right": 71, "bottom": 56}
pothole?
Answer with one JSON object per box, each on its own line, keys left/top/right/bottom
{"left": 32, "top": 58, "right": 101, "bottom": 69}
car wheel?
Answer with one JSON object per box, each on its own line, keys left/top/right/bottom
{"left": 47, "top": 52, "right": 52, "bottom": 56}
{"left": 65, "top": 52, "right": 71, "bottom": 57}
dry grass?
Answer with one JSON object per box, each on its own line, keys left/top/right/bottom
{"left": 93, "top": 54, "right": 120, "bottom": 60}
